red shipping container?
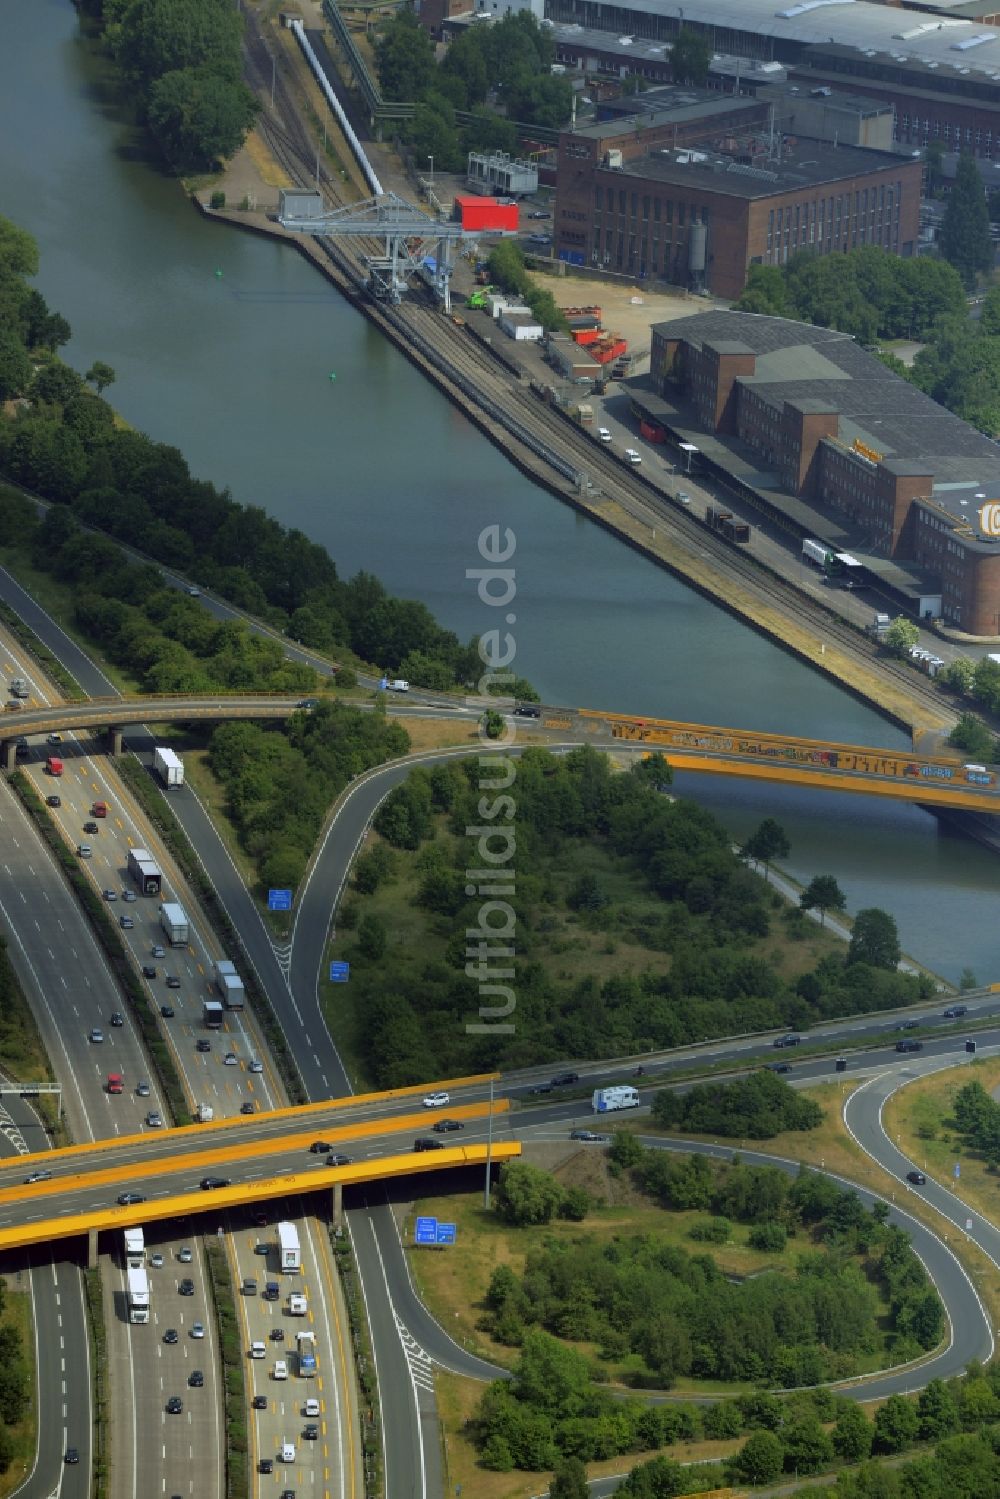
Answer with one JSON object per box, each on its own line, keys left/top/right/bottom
{"left": 455, "top": 195, "right": 519, "bottom": 233}
{"left": 591, "top": 338, "right": 628, "bottom": 365}
{"left": 640, "top": 419, "right": 666, "bottom": 443}
{"left": 572, "top": 328, "right": 600, "bottom": 345}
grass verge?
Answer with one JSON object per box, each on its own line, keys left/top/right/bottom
{"left": 82, "top": 1267, "right": 108, "bottom": 1499}
{"left": 115, "top": 755, "right": 306, "bottom": 1106}
{"left": 0, "top": 1276, "right": 37, "bottom": 1499}
{"left": 9, "top": 770, "right": 191, "bottom": 1126}
{"left": 205, "top": 1240, "right": 248, "bottom": 1499}
{"left": 329, "top": 1225, "right": 383, "bottom": 1499}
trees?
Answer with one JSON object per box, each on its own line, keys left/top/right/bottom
{"left": 882, "top": 616, "right": 920, "bottom": 657}
{"left": 670, "top": 26, "right": 710, "bottom": 85}
{"left": 86, "top": 361, "right": 116, "bottom": 395}
{"left": 873, "top": 1393, "right": 919, "bottom": 1453}
{"left": 734, "top": 1429, "right": 784, "bottom": 1484}
{"left": 375, "top": 11, "right": 436, "bottom": 101}
{"left": 940, "top": 152, "right": 992, "bottom": 287}
{"left": 0, "top": 334, "right": 31, "bottom": 402}
{"left": 494, "top": 1162, "right": 567, "bottom": 1225}
{"left": 147, "top": 67, "right": 260, "bottom": 171}
{"left": 740, "top": 818, "right": 790, "bottom": 881}
{"left": 833, "top": 1401, "right": 874, "bottom": 1462}
{"left": 800, "top": 874, "right": 846, "bottom": 926}
{"left": 848, "top": 908, "right": 900, "bottom": 971}
{"left": 549, "top": 1457, "right": 589, "bottom": 1499}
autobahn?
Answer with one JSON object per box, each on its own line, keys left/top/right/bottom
{"left": 1, "top": 563, "right": 999, "bottom": 1497}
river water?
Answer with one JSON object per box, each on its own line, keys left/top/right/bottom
{"left": 1, "top": 0, "right": 997, "bottom": 981}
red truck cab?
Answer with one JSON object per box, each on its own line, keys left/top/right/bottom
{"left": 91, "top": 801, "right": 108, "bottom": 818}
{"left": 106, "top": 1073, "right": 124, "bottom": 1095}
{"left": 46, "top": 757, "right": 63, "bottom": 777}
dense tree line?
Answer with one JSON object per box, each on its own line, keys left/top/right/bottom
{"left": 346, "top": 748, "right": 930, "bottom": 1085}
{"left": 735, "top": 247, "right": 967, "bottom": 344}
{"left": 0, "top": 216, "right": 492, "bottom": 694}
{"left": 476, "top": 1157, "right": 941, "bottom": 1471}
{"left": 487, "top": 241, "right": 568, "bottom": 332}
{"left": 651, "top": 1068, "right": 823, "bottom": 1139}
{"left": 78, "top": 0, "right": 259, "bottom": 172}
{"left": 950, "top": 1079, "right": 1000, "bottom": 1165}
{"left": 208, "top": 705, "right": 409, "bottom": 891}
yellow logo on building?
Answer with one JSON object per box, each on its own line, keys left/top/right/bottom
{"left": 853, "top": 438, "right": 883, "bottom": 464}
{"left": 980, "top": 501, "right": 1000, "bottom": 537}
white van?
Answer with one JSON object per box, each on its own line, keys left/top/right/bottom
{"left": 249, "top": 1341, "right": 265, "bottom": 1359}
{"left": 288, "top": 1293, "right": 307, "bottom": 1315}
{"left": 280, "top": 1442, "right": 296, "bottom": 1463}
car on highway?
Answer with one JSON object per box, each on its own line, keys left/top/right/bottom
{"left": 160, "top": 1005, "right": 175, "bottom": 1019}
{"left": 944, "top": 1005, "right": 968, "bottom": 1018}
{"left": 297, "top": 698, "right": 319, "bottom": 709}
{"left": 423, "top": 1092, "right": 450, "bottom": 1108}
{"left": 119, "top": 914, "right": 134, "bottom": 930}
{"left": 895, "top": 1039, "right": 923, "bottom": 1053}
{"left": 179, "top": 1278, "right": 194, "bottom": 1295}
{"left": 164, "top": 1328, "right": 178, "bottom": 1344}
{"left": 110, "top": 1012, "right": 123, "bottom": 1027}
{"left": 526, "top": 232, "right": 551, "bottom": 245}
{"left": 529, "top": 1082, "right": 552, "bottom": 1095}
{"left": 83, "top": 821, "right": 99, "bottom": 835}
{"left": 46, "top": 733, "right": 62, "bottom": 746}
{"left": 270, "top": 1328, "right": 285, "bottom": 1342}
{"left": 624, "top": 448, "right": 642, "bottom": 465}
{"left": 331, "top": 1153, "right": 351, "bottom": 1166}
{"left": 551, "top": 1072, "right": 579, "bottom": 1087}
{"left": 240, "top": 1101, "right": 255, "bottom": 1115}
{"left": 195, "top": 1038, "right": 210, "bottom": 1052}
{"left": 897, "top": 1020, "right": 919, "bottom": 1031}
{"left": 178, "top": 1246, "right": 193, "bottom": 1262}
{"left": 186, "top": 586, "right": 201, "bottom": 597}
{"left": 433, "top": 1119, "right": 464, "bottom": 1133}
{"left": 166, "top": 975, "right": 181, "bottom": 989}
{"left": 150, "top": 1253, "right": 164, "bottom": 1268}
{"left": 281, "top": 1441, "right": 296, "bottom": 1463}
{"left": 249, "top": 1058, "right": 263, "bottom": 1073}
{"left": 152, "top": 944, "right": 165, "bottom": 958}
{"left": 250, "top": 1341, "right": 266, "bottom": 1359}
{"left": 528, "top": 209, "right": 549, "bottom": 219}
{"left": 304, "top": 1399, "right": 320, "bottom": 1417}
{"left": 513, "top": 703, "right": 541, "bottom": 718}
{"left": 200, "top": 1176, "right": 230, "bottom": 1190}
{"left": 136, "top": 1080, "right": 150, "bottom": 1097}
{"left": 273, "top": 1360, "right": 288, "bottom": 1380}
{"left": 309, "top": 1141, "right": 332, "bottom": 1154}
{"left": 414, "top": 1138, "right": 444, "bottom": 1152}
{"left": 906, "top": 1170, "right": 927, "bottom": 1185}
{"left": 242, "top": 1278, "right": 257, "bottom": 1295}
{"left": 103, "top": 889, "right": 117, "bottom": 902}
{"left": 142, "top": 964, "right": 157, "bottom": 979}
{"left": 303, "top": 1424, "right": 319, "bottom": 1439}
{"left": 122, "top": 888, "right": 137, "bottom": 902}
{"left": 145, "top": 1111, "right": 163, "bottom": 1128}
{"left": 252, "top": 1395, "right": 268, "bottom": 1410}
{"left": 597, "top": 427, "right": 612, "bottom": 444}
{"left": 89, "top": 1028, "right": 104, "bottom": 1043}
{"left": 166, "top": 1397, "right": 183, "bottom": 1415}
{"left": 24, "top": 1169, "right": 52, "bottom": 1184}
{"left": 188, "top": 1369, "right": 204, "bottom": 1387}
{"left": 45, "top": 795, "right": 61, "bottom": 807}
{"left": 258, "top": 1460, "right": 273, "bottom": 1475}
{"left": 253, "top": 1242, "right": 270, "bottom": 1256}
{"left": 768, "top": 1062, "right": 792, "bottom": 1074}
{"left": 64, "top": 1448, "right": 79, "bottom": 1464}
{"left": 76, "top": 844, "right": 92, "bottom": 858}
{"left": 223, "top": 1052, "right": 238, "bottom": 1066}
{"left": 191, "top": 1322, "right": 205, "bottom": 1339}
{"left": 570, "top": 1129, "right": 608, "bottom": 1142}
{"left": 280, "top": 1490, "right": 296, "bottom": 1499}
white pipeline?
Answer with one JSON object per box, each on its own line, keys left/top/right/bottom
{"left": 290, "top": 19, "right": 384, "bottom": 197}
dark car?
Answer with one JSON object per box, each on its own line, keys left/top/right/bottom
{"left": 83, "top": 821, "right": 99, "bottom": 835}
{"left": 178, "top": 1279, "right": 194, "bottom": 1296}
{"left": 166, "top": 1396, "right": 183, "bottom": 1414}
{"left": 414, "top": 1138, "right": 444, "bottom": 1152}
{"left": 773, "top": 1034, "right": 801, "bottom": 1048}
{"left": 142, "top": 965, "right": 157, "bottom": 979}
{"left": 529, "top": 1083, "right": 552, "bottom": 1095}
{"left": 906, "top": 1170, "right": 927, "bottom": 1185}
{"left": 200, "top": 1175, "right": 230, "bottom": 1190}
{"left": 944, "top": 1005, "right": 968, "bottom": 1018}
{"left": 163, "top": 1328, "right": 178, "bottom": 1344}
{"left": 259, "top": 1459, "right": 274, "bottom": 1475}
{"left": 46, "top": 795, "right": 62, "bottom": 808}
{"left": 551, "top": 1071, "right": 579, "bottom": 1086}
{"left": 110, "top": 1012, "right": 124, "bottom": 1027}
{"left": 895, "top": 1039, "right": 924, "bottom": 1053}
{"left": 166, "top": 975, "right": 181, "bottom": 989}
{"left": 297, "top": 698, "right": 319, "bottom": 709}
{"left": 897, "top": 1020, "right": 919, "bottom": 1031}
{"left": 281, "top": 1490, "right": 296, "bottom": 1499}
{"left": 570, "top": 1129, "right": 601, "bottom": 1141}
{"left": 195, "top": 1038, "right": 211, "bottom": 1052}
{"left": 253, "top": 1242, "right": 270, "bottom": 1256}
{"left": 240, "top": 1101, "right": 255, "bottom": 1115}
{"left": 65, "top": 1448, "right": 80, "bottom": 1464}
{"left": 270, "top": 1327, "right": 285, "bottom": 1342}
{"left": 309, "top": 1141, "right": 332, "bottom": 1154}
{"left": 433, "top": 1119, "right": 464, "bottom": 1133}
{"left": 160, "top": 1005, "right": 175, "bottom": 1019}
{"left": 514, "top": 704, "right": 541, "bottom": 718}
{"left": 252, "top": 1395, "right": 268, "bottom": 1410}
{"left": 768, "top": 1062, "right": 792, "bottom": 1074}
{"left": 303, "top": 1423, "right": 319, "bottom": 1439}
{"left": 331, "top": 1153, "right": 352, "bottom": 1166}
{"left": 188, "top": 1370, "right": 204, "bottom": 1388}
{"left": 263, "top": 1282, "right": 280, "bottom": 1301}
{"left": 117, "top": 1192, "right": 145, "bottom": 1206}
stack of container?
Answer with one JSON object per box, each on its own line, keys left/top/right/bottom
{"left": 590, "top": 335, "right": 628, "bottom": 365}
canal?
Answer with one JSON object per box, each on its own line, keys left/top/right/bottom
{"left": 0, "top": 0, "right": 996, "bottom": 983}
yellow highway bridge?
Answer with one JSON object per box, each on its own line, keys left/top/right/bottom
{"left": 2, "top": 692, "right": 996, "bottom": 810}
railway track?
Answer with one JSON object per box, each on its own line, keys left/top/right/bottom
{"left": 238, "top": 15, "right": 955, "bottom": 733}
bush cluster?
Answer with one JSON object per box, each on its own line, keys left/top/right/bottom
{"left": 651, "top": 1068, "right": 823, "bottom": 1139}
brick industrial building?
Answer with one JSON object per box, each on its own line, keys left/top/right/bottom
{"left": 555, "top": 95, "right": 922, "bottom": 295}
{"left": 640, "top": 312, "right": 1000, "bottom": 633}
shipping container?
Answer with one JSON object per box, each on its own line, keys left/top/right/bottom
{"left": 560, "top": 305, "right": 602, "bottom": 322}
{"left": 571, "top": 328, "right": 600, "bottom": 346}
{"left": 590, "top": 337, "right": 628, "bottom": 365}
{"left": 802, "top": 538, "right": 831, "bottom": 568}
{"left": 639, "top": 419, "right": 666, "bottom": 442}
{"left": 453, "top": 194, "right": 519, "bottom": 233}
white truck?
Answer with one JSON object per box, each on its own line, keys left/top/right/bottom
{"left": 160, "top": 902, "right": 189, "bottom": 946}
{"left": 277, "top": 1221, "right": 301, "bottom": 1272}
{"left": 124, "top": 1227, "right": 145, "bottom": 1268}
{"left": 153, "top": 746, "right": 184, "bottom": 788}
{"left": 196, "top": 1103, "right": 215, "bottom": 1123}
{"left": 127, "top": 1265, "right": 150, "bottom": 1324}
{"left": 288, "top": 1292, "right": 307, "bottom": 1316}
{"left": 127, "top": 847, "right": 162, "bottom": 896}
{"left": 214, "top": 959, "right": 245, "bottom": 1010}
{"left": 296, "top": 1330, "right": 317, "bottom": 1377}
{"left": 592, "top": 1085, "right": 640, "bottom": 1113}
{"left": 384, "top": 679, "right": 409, "bottom": 693}
{"left": 801, "top": 538, "right": 831, "bottom": 568}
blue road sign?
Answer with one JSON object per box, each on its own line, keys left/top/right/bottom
{"left": 436, "top": 1222, "right": 457, "bottom": 1245}
{"left": 415, "top": 1216, "right": 438, "bottom": 1245}
{"left": 379, "top": 676, "right": 388, "bottom": 690}
{"left": 954, "top": 1162, "right": 961, "bottom": 1179}
{"left": 329, "top": 961, "right": 350, "bottom": 983}
{"left": 268, "top": 889, "right": 292, "bottom": 911}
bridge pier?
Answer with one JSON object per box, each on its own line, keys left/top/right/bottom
{"left": 87, "top": 1228, "right": 98, "bottom": 1270}
{"left": 109, "top": 727, "right": 123, "bottom": 756}
{"left": 331, "top": 1182, "right": 342, "bottom": 1231}
{"left": 1, "top": 741, "right": 14, "bottom": 771}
